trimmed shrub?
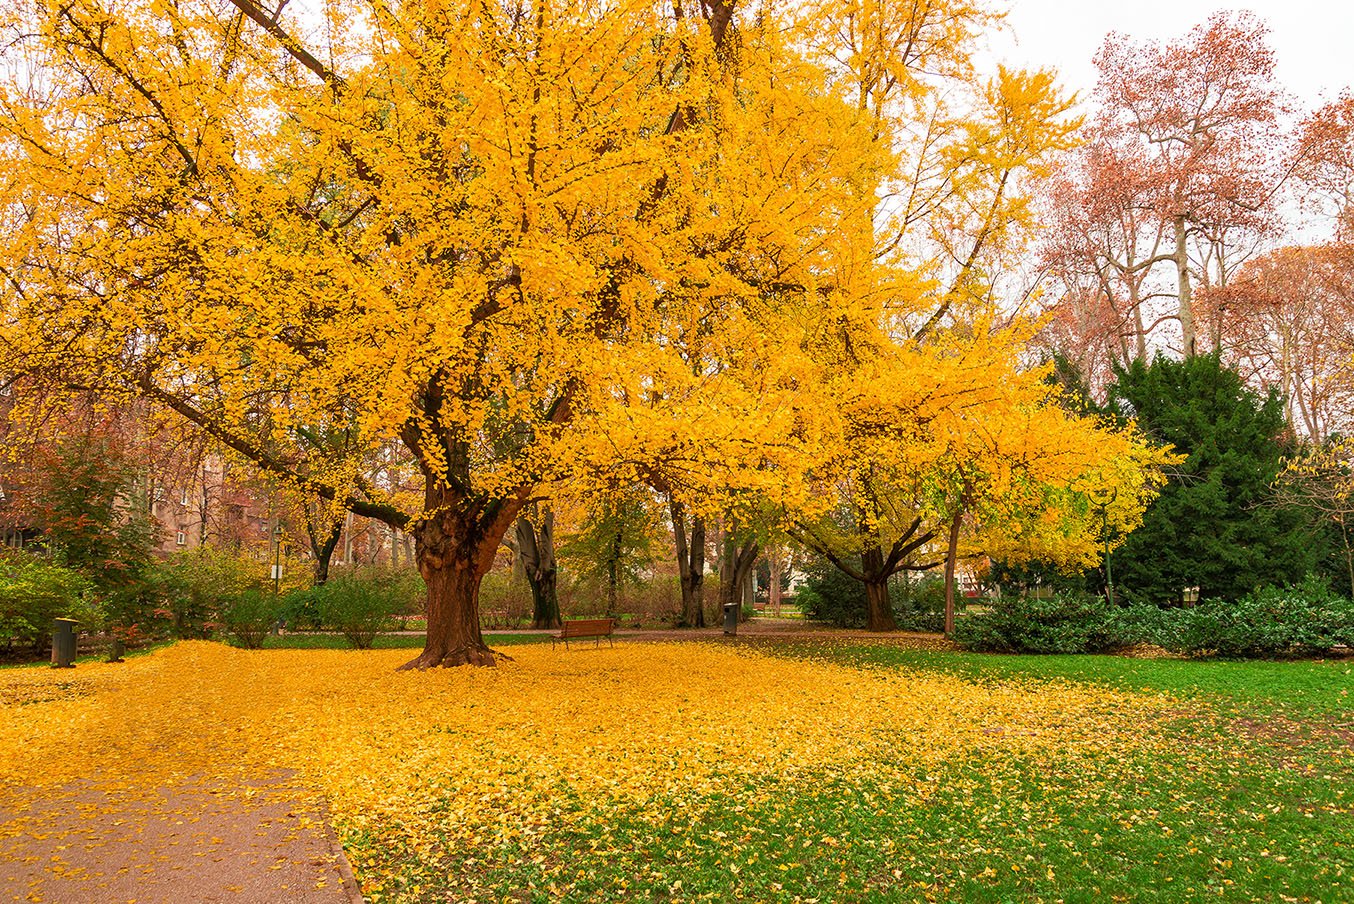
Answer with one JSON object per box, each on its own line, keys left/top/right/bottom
{"left": 892, "top": 574, "right": 947, "bottom": 632}
{"left": 797, "top": 559, "right": 868, "bottom": 628}
{"left": 953, "top": 591, "right": 1160, "bottom": 654}
{"left": 0, "top": 555, "right": 98, "bottom": 655}
{"left": 1164, "top": 577, "right": 1354, "bottom": 658}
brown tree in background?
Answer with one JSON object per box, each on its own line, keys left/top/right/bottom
{"left": 1200, "top": 245, "right": 1354, "bottom": 438}
{"left": 1042, "top": 12, "right": 1292, "bottom": 363}
{"left": 1297, "top": 94, "right": 1354, "bottom": 240}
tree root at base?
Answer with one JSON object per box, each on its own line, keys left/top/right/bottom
{"left": 397, "top": 645, "right": 514, "bottom": 670}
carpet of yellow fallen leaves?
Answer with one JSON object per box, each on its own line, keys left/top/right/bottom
{"left": 0, "top": 642, "right": 1182, "bottom": 898}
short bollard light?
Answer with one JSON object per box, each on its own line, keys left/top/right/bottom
{"left": 51, "top": 618, "right": 78, "bottom": 669}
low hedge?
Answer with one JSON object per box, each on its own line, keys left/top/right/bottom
{"left": 1162, "top": 577, "right": 1354, "bottom": 658}
{"left": 952, "top": 591, "right": 1161, "bottom": 654}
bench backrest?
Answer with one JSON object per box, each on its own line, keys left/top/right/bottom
{"left": 560, "top": 618, "right": 615, "bottom": 637}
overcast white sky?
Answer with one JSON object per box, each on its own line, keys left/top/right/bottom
{"left": 988, "top": 1, "right": 1354, "bottom": 110}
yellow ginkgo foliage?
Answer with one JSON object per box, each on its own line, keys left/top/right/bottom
{"left": 0, "top": 0, "right": 887, "bottom": 666}
{"left": 0, "top": 0, "right": 1154, "bottom": 665}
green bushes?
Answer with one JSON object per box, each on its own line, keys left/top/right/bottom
{"left": 219, "top": 588, "right": 282, "bottom": 649}
{"left": 953, "top": 592, "right": 1161, "bottom": 654}
{"left": 0, "top": 555, "right": 97, "bottom": 655}
{"left": 954, "top": 578, "right": 1354, "bottom": 658}
{"left": 797, "top": 560, "right": 868, "bottom": 628}
{"left": 154, "top": 547, "right": 269, "bottom": 638}
{"left": 1163, "top": 577, "right": 1354, "bottom": 658}
{"left": 310, "top": 571, "right": 414, "bottom": 649}
{"left": 797, "top": 558, "right": 946, "bottom": 630}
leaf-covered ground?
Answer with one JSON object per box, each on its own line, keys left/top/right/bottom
{"left": 1, "top": 641, "right": 1350, "bottom": 902}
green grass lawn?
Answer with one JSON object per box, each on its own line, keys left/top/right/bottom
{"left": 355, "top": 641, "right": 1352, "bottom": 903}
{"left": 801, "top": 643, "right": 1354, "bottom": 718}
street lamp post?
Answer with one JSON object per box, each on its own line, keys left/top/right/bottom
{"left": 272, "top": 522, "right": 284, "bottom": 598}
{"left": 1088, "top": 487, "right": 1118, "bottom": 604}
{"left": 271, "top": 523, "right": 285, "bottom": 635}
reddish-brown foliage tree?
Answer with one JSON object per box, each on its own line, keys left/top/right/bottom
{"left": 1199, "top": 244, "right": 1354, "bottom": 438}
{"left": 1042, "top": 12, "right": 1292, "bottom": 362}
{"left": 1297, "top": 94, "right": 1354, "bottom": 240}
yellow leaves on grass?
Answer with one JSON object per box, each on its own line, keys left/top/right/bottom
{"left": 2, "top": 641, "right": 1180, "bottom": 875}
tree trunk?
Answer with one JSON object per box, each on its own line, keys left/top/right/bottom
{"left": 671, "top": 498, "right": 706, "bottom": 628}
{"left": 718, "top": 538, "right": 759, "bottom": 611}
{"left": 1130, "top": 283, "right": 1148, "bottom": 361}
{"left": 531, "top": 566, "right": 560, "bottom": 629}
{"left": 515, "top": 508, "right": 561, "bottom": 630}
{"left": 313, "top": 548, "right": 332, "bottom": 586}
{"left": 1174, "top": 215, "right": 1196, "bottom": 356}
{"left": 402, "top": 509, "right": 504, "bottom": 669}
{"left": 607, "top": 529, "right": 620, "bottom": 616}
{"left": 769, "top": 549, "right": 783, "bottom": 616}
{"left": 1342, "top": 520, "right": 1354, "bottom": 601}
{"left": 943, "top": 509, "right": 963, "bottom": 635}
{"left": 861, "top": 543, "right": 897, "bottom": 632}
{"left": 311, "top": 521, "right": 342, "bottom": 586}
{"left": 864, "top": 578, "right": 894, "bottom": 632}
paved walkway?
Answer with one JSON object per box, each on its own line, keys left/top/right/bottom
{"left": 0, "top": 776, "right": 362, "bottom": 904}
{"left": 461, "top": 616, "right": 957, "bottom": 649}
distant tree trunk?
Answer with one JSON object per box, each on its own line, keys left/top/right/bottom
{"left": 671, "top": 498, "right": 706, "bottom": 627}
{"left": 606, "top": 527, "right": 621, "bottom": 616}
{"left": 718, "top": 536, "right": 759, "bottom": 611}
{"left": 1174, "top": 215, "right": 1196, "bottom": 356}
{"left": 1341, "top": 519, "right": 1354, "bottom": 601}
{"left": 515, "top": 507, "right": 562, "bottom": 630}
{"left": 861, "top": 543, "right": 897, "bottom": 632}
{"left": 303, "top": 506, "right": 343, "bottom": 587}
{"left": 943, "top": 509, "right": 963, "bottom": 635}
{"left": 1130, "top": 283, "right": 1149, "bottom": 361}
{"left": 769, "top": 549, "right": 783, "bottom": 616}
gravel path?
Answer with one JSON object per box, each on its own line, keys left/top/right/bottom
{"left": 0, "top": 775, "right": 362, "bottom": 904}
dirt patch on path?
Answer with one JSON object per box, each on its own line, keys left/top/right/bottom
{"left": 0, "top": 776, "right": 362, "bottom": 904}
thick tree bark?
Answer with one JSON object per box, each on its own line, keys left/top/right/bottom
{"left": 861, "top": 544, "right": 897, "bottom": 632}
{"left": 864, "top": 577, "right": 894, "bottom": 632}
{"left": 401, "top": 494, "right": 519, "bottom": 669}
{"left": 671, "top": 498, "right": 706, "bottom": 627}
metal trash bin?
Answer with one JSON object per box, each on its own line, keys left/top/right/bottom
{"left": 722, "top": 603, "right": 738, "bottom": 636}
{"left": 51, "top": 618, "right": 78, "bottom": 669}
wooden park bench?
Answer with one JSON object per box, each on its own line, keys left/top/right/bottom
{"left": 552, "top": 618, "right": 616, "bottom": 650}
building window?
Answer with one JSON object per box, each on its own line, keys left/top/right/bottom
{"left": 176, "top": 531, "right": 187, "bottom": 546}
{"left": 180, "top": 488, "right": 190, "bottom": 506}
